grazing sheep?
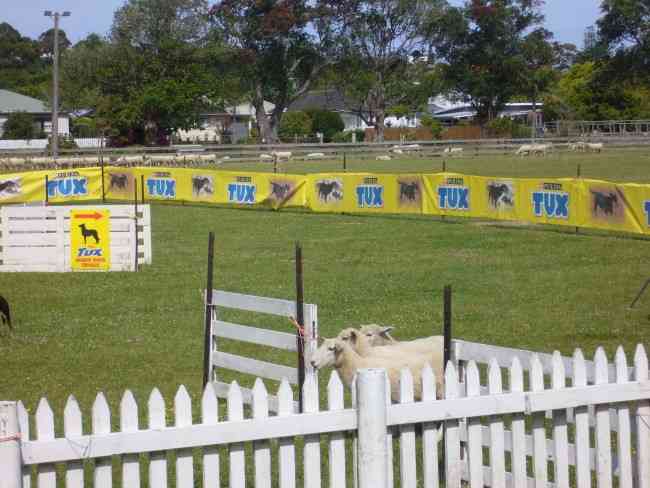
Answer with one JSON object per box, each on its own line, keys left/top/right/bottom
{"left": 273, "top": 151, "right": 292, "bottom": 161}
{"left": 376, "top": 155, "right": 392, "bottom": 161}
{"left": 307, "top": 152, "right": 325, "bottom": 159}
{"left": 443, "top": 147, "right": 463, "bottom": 157}
{"left": 259, "top": 153, "right": 274, "bottom": 161}
{"left": 311, "top": 338, "right": 432, "bottom": 402}
{"left": 587, "top": 142, "right": 604, "bottom": 153}
{"left": 515, "top": 145, "right": 533, "bottom": 156}
{"left": 391, "top": 148, "right": 404, "bottom": 155}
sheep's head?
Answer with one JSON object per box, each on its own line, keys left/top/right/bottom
{"left": 310, "top": 338, "right": 341, "bottom": 370}
{"left": 359, "top": 324, "right": 396, "bottom": 346}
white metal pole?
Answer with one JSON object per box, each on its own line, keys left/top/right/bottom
{"left": 0, "top": 402, "right": 22, "bottom": 488}
{"left": 356, "top": 368, "right": 388, "bottom": 488}
{"left": 52, "top": 12, "right": 60, "bottom": 158}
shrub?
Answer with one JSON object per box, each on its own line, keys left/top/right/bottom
{"left": 331, "top": 129, "right": 365, "bottom": 143}
{"left": 305, "top": 109, "right": 344, "bottom": 142}
{"left": 2, "top": 112, "right": 38, "bottom": 140}
{"left": 278, "top": 111, "right": 312, "bottom": 141}
{"left": 419, "top": 114, "right": 444, "bottom": 139}
{"left": 486, "top": 118, "right": 531, "bottom": 139}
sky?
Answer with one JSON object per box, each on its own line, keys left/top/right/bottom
{"left": 3, "top": 0, "right": 603, "bottom": 47}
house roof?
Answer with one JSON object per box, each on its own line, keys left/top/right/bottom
{"left": 289, "top": 89, "right": 361, "bottom": 113}
{"left": 0, "top": 89, "right": 49, "bottom": 114}
{"left": 433, "top": 102, "right": 543, "bottom": 120}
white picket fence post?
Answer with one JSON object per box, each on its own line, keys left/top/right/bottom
{"left": 356, "top": 368, "right": 388, "bottom": 488}
{"left": 0, "top": 401, "right": 21, "bottom": 488}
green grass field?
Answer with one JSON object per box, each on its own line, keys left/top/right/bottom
{"left": 220, "top": 147, "right": 650, "bottom": 182}
{"left": 1, "top": 151, "right": 649, "bottom": 423}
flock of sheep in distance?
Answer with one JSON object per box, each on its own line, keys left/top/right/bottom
{"left": 0, "top": 140, "right": 607, "bottom": 170}
{"left": 310, "top": 324, "right": 445, "bottom": 402}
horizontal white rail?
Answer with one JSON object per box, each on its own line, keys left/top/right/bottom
{"left": 212, "top": 351, "right": 298, "bottom": 384}
{"left": 212, "top": 290, "right": 297, "bottom": 317}
{"left": 213, "top": 320, "right": 297, "bottom": 351}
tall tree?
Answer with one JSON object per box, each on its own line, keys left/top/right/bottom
{"left": 208, "top": 0, "right": 344, "bottom": 143}
{"left": 38, "top": 28, "right": 72, "bottom": 59}
{"left": 427, "top": 0, "right": 549, "bottom": 125}
{"left": 597, "top": 0, "right": 650, "bottom": 82}
{"left": 63, "top": 0, "right": 225, "bottom": 144}
{"left": 332, "top": 0, "right": 444, "bottom": 141}
{"left": 0, "top": 23, "right": 49, "bottom": 100}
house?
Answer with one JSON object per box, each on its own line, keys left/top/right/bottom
{"left": 288, "top": 89, "right": 370, "bottom": 132}
{"left": 176, "top": 101, "right": 275, "bottom": 144}
{"left": 430, "top": 98, "right": 543, "bottom": 127}
{"left": 0, "top": 89, "right": 69, "bottom": 138}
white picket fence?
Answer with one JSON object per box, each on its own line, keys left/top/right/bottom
{"left": 2, "top": 343, "right": 649, "bottom": 488}
{"left": 0, "top": 205, "right": 152, "bottom": 272}
{"left": 207, "top": 289, "right": 318, "bottom": 412}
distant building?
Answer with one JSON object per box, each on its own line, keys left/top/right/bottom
{"left": 430, "top": 98, "right": 543, "bottom": 127}
{"left": 288, "top": 89, "right": 370, "bottom": 132}
{"left": 0, "top": 89, "right": 69, "bottom": 138}
{"left": 176, "top": 101, "right": 275, "bottom": 144}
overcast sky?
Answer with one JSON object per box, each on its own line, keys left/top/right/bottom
{"left": 3, "top": 0, "right": 602, "bottom": 47}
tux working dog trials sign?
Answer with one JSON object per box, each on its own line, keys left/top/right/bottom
{"left": 70, "top": 210, "right": 111, "bottom": 271}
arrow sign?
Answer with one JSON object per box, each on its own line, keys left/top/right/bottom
{"left": 75, "top": 211, "right": 103, "bottom": 220}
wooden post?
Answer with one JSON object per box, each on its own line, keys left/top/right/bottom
{"left": 443, "top": 285, "right": 452, "bottom": 378}
{"left": 343, "top": 152, "right": 347, "bottom": 171}
{"left": 356, "top": 369, "right": 388, "bottom": 488}
{"left": 101, "top": 157, "right": 106, "bottom": 203}
{"left": 0, "top": 401, "right": 22, "bottom": 488}
{"left": 133, "top": 179, "right": 139, "bottom": 272}
{"left": 576, "top": 164, "right": 581, "bottom": 234}
{"left": 44, "top": 175, "right": 49, "bottom": 205}
{"left": 203, "top": 232, "right": 215, "bottom": 388}
{"left": 140, "top": 174, "right": 145, "bottom": 203}
{"left": 295, "top": 242, "right": 305, "bottom": 413}
{"left": 442, "top": 160, "right": 446, "bottom": 172}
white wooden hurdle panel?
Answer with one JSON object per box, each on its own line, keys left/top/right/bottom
{"left": 207, "top": 290, "right": 318, "bottom": 412}
{"left": 0, "top": 205, "right": 151, "bottom": 272}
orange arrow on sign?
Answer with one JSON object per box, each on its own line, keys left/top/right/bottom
{"left": 75, "top": 211, "right": 103, "bottom": 220}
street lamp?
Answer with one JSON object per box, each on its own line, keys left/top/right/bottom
{"left": 44, "top": 10, "right": 71, "bottom": 158}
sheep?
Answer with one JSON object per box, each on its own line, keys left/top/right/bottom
{"left": 340, "top": 326, "right": 444, "bottom": 396}
{"left": 272, "top": 151, "right": 292, "bottom": 161}
{"left": 259, "top": 153, "right": 274, "bottom": 161}
{"left": 515, "top": 145, "right": 532, "bottom": 156}
{"left": 587, "top": 142, "right": 604, "bottom": 153}
{"left": 531, "top": 143, "right": 549, "bottom": 156}
{"left": 307, "top": 152, "right": 325, "bottom": 159}
{"left": 391, "top": 148, "right": 404, "bottom": 155}
{"left": 443, "top": 147, "right": 463, "bottom": 157}
{"left": 311, "top": 338, "right": 433, "bottom": 402}
{"left": 376, "top": 155, "right": 392, "bottom": 161}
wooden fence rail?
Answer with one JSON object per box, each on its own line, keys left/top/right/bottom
{"left": 2, "top": 343, "right": 649, "bottom": 488}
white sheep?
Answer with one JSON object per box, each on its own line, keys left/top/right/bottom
{"left": 273, "top": 151, "right": 292, "bottom": 161}
{"left": 391, "top": 148, "right": 404, "bottom": 155}
{"left": 342, "top": 326, "right": 444, "bottom": 396}
{"left": 306, "top": 152, "right": 325, "bottom": 159}
{"left": 515, "top": 144, "right": 533, "bottom": 156}
{"left": 376, "top": 155, "right": 392, "bottom": 161}
{"left": 259, "top": 153, "right": 274, "bottom": 161}
{"left": 311, "top": 338, "right": 433, "bottom": 402}
{"left": 443, "top": 147, "right": 463, "bottom": 157}
{"left": 587, "top": 142, "right": 604, "bottom": 153}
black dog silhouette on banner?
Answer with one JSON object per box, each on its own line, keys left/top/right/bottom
{"left": 79, "top": 224, "right": 100, "bottom": 244}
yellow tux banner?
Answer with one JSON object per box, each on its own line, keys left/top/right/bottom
{"left": 103, "top": 167, "right": 307, "bottom": 209}
{"left": 306, "top": 173, "right": 424, "bottom": 214}
{"left": 70, "top": 209, "right": 111, "bottom": 271}
{"left": 4, "top": 166, "right": 650, "bottom": 236}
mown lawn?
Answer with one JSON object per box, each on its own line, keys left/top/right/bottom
{"left": 1, "top": 199, "right": 649, "bottom": 419}
{"left": 220, "top": 146, "right": 650, "bottom": 182}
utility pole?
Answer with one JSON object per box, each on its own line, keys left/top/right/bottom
{"left": 44, "top": 10, "right": 70, "bottom": 158}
